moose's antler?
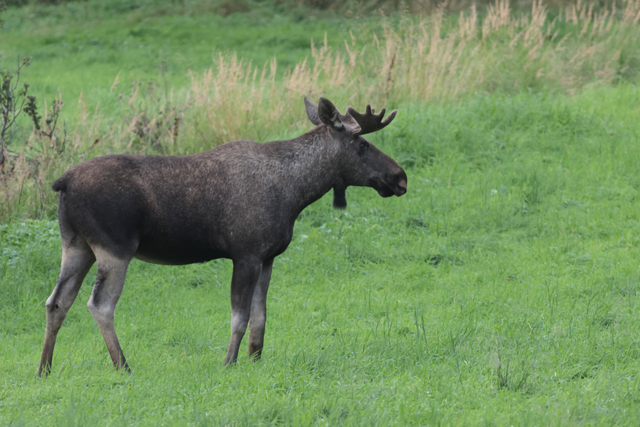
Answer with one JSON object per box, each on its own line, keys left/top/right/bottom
{"left": 303, "top": 97, "right": 397, "bottom": 136}
{"left": 345, "top": 105, "right": 397, "bottom": 136}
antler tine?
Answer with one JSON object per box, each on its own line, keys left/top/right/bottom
{"left": 346, "top": 104, "right": 397, "bottom": 136}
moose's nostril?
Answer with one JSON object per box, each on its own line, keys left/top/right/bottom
{"left": 397, "top": 180, "right": 407, "bottom": 195}
{"left": 393, "top": 177, "right": 407, "bottom": 196}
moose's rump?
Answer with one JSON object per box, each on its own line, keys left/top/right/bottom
{"left": 53, "top": 154, "right": 226, "bottom": 260}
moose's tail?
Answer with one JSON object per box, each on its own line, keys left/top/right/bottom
{"left": 51, "top": 176, "right": 67, "bottom": 192}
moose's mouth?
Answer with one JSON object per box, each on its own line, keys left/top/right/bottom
{"left": 372, "top": 177, "right": 407, "bottom": 198}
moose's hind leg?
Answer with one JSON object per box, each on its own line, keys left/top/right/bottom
{"left": 39, "top": 240, "right": 95, "bottom": 377}
{"left": 225, "top": 256, "right": 263, "bottom": 365}
{"left": 248, "top": 258, "right": 274, "bottom": 360}
{"left": 87, "top": 248, "right": 133, "bottom": 372}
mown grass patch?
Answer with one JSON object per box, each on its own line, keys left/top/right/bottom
{"left": 0, "top": 1, "right": 382, "bottom": 116}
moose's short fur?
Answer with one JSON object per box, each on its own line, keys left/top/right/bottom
{"left": 38, "top": 97, "right": 407, "bottom": 376}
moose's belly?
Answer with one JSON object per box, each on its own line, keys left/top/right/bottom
{"left": 134, "top": 233, "right": 228, "bottom": 265}
{"left": 132, "top": 210, "right": 295, "bottom": 264}
{"left": 133, "top": 249, "right": 227, "bottom": 265}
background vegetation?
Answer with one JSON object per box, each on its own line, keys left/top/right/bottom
{"left": 2, "top": 0, "right": 640, "bottom": 219}
{"left": 2, "top": 0, "right": 640, "bottom": 425}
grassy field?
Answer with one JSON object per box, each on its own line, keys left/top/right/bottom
{"left": 3, "top": 0, "right": 640, "bottom": 425}
{"left": 3, "top": 86, "right": 640, "bottom": 425}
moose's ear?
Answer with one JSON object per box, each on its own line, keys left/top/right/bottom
{"left": 317, "top": 97, "right": 344, "bottom": 130}
{"left": 304, "top": 97, "right": 322, "bottom": 126}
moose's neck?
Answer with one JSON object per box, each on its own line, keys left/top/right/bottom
{"left": 269, "top": 127, "right": 343, "bottom": 215}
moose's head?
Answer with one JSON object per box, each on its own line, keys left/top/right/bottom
{"left": 304, "top": 97, "right": 407, "bottom": 209}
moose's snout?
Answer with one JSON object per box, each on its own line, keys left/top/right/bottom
{"left": 374, "top": 169, "right": 407, "bottom": 198}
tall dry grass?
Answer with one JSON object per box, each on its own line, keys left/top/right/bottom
{"left": 186, "top": 0, "right": 640, "bottom": 147}
{"left": 2, "top": 0, "right": 640, "bottom": 221}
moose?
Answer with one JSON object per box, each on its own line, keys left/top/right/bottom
{"left": 38, "top": 97, "right": 407, "bottom": 376}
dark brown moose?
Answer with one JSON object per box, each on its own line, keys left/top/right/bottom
{"left": 38, "top": 97, "right": 407, "bottom": 376}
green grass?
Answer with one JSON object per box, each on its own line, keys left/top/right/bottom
{"left": 3, "top": 85, "right": 640, "bottom": 425}
{"left": 0, "top": 2, "right": 384, "bottom": 120}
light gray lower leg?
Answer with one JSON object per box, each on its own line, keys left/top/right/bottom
{"left": 224, "top": 256, "right": 263, "bottom": 365}
{"left": 39, "top": 244, "right": 95, "bottom": 377}
{"left": 87, "top": 249, "right": 131, "bottom": 372}
{"left": 248, "top": 258, "right": 273, "bottom": 360}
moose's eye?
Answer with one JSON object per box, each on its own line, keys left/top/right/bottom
{"left": 359, "top": 140, "right": 369, "bottom": 152}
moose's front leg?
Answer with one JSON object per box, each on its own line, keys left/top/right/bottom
{"left": 224, "top": 256, "right": 263, "bottom": 365}
{"left": 248, "top": 258, "right": 274, "bottom": 360}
